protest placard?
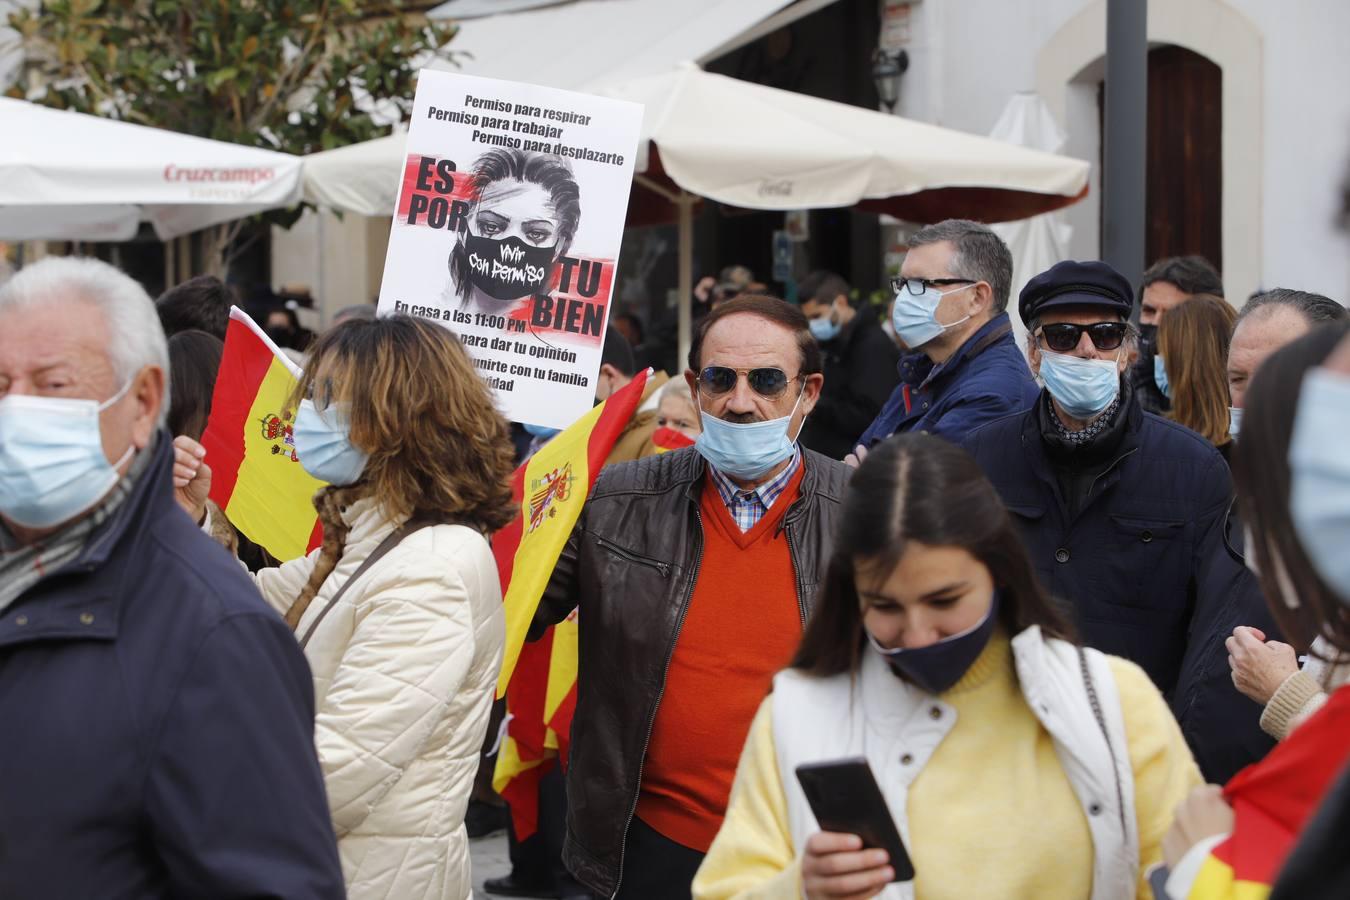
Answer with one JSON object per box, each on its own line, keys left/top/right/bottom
{"left": 377, "top": 69, "right": 643, "bottom": 428}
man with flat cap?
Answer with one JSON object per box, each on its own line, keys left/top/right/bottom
{"left": 960, "top": 260, "right": 1270, "bottom": 781}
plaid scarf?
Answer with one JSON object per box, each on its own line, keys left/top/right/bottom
{"left": 0, "top": 441, "right": 154, "bottom": 613}
{"left": 1047, "top": 391, "right": 1122, "bottom": 446}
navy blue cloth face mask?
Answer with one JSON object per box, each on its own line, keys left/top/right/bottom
{"left": 865, "top": 592, "right": 1001, "bottom": 695}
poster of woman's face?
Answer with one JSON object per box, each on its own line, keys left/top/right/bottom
{"left": 378, "top": 69, "right": 641, "bottom": 428}
{"left": 448, "top": 148, "right": 581, "bottom": 314}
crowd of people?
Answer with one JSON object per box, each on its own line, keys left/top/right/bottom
{"left": 1, "top": 212, "right": 1348, "bottom": 900}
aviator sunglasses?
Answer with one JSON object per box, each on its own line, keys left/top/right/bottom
{"left": 1036, "top": 322, "right": 1129, "bottom": 353}
{"left": 698, "top": 366, "right": 801, "bottom": 399}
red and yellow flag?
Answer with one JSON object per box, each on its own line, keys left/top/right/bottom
{"left": 652, "top": 425, "right": 696, "bottom": 453}
{"left": 200, "top": 307, "right": 324, "bottom": 561}
{"left": 1185, "top": 686, "right": 1350, "bottom": 899}
{"left": 490, "top": 368, "right": 650, "bottom": 838}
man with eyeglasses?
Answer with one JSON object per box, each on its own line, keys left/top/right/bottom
{"left": 528, "top": 295, "right": 850, "bottom": 899}
{"left": 848, "top": 219, "right": 1039, "bottom": 464}
{"left": 960, "top": 260, "right": 1261, "bottom": 778}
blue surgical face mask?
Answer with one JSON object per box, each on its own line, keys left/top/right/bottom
{"left": 1038, "top": 349, "right": 1121, "bottom": 420}
{"left": 695, "top": 386, "right": 804, "bottom": 481}
{"left": 867, "top": 591, "right": 1001, "bottom": 695}
{"left": 1229, "top": 406, "right": 1242, "bottom": 439}
{"left": 891, "top": 282, "right": 974, "bottom": 349}
{"left": 1154, "top": 354, "right": 1172, "bottom": 399}
{"left": 1288, "top": 368, "right": 1350, "bottom": 602}
{"left": 808, "top": 312, "right": 841, "bottom": 343}
{"left": 0, "top": 381, "right": 136, "bottom": 529}
{"left": 294, "top": 399, "right": 368, "bottom": 485}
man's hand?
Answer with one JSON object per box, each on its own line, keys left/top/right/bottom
{"left": 172, "top": 435, "right": 212, "bottom": 525}
{"left": 1162, "top": 785, "right": 1234, "bottom": 869}
{"left": 1227, "top": 625, "right": 1299, "bottom": 705}
{"left": 801, "top": 832, "right": 892, "bottom": 900}
{"left": 844, "top": 443, "right": 869, "bottom": 470}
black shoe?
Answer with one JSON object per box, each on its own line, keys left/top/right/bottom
{"left": 482, "top": 874, "right": 557, "bottom": 898}
{"left": 465, "top": 800, "right": 509, "bottom": 839}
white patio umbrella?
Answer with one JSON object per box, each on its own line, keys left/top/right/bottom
{"left": 604, "top": 65, "right": 1090, "bottom": 356}
{"left": 304, "top": 65, "right": 1090, "bottom": 356}
{"left": 988, "top": 92, "right": 1076, "bottom": 356}
{"left": 0, "top": 97, "right": 304, "bottom": 242}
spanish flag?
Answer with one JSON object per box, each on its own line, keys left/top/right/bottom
{"left": 492, "top": 367, "right": 651, "bottom": 696}
{"left": 1185, "top": 686, "right": 1350, "bottom": 899}
{"left": 490, "top": 368, "right": 650, "bottom": 838}
{"left": 652, "top": 425, "right": 696, "bottom": 453}
{"left": 200, "top": 307, "right": 324, "bottom": 561}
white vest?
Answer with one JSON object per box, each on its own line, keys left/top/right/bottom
{"left": 771, "top": 626, "right": 1139, "bottom": 900}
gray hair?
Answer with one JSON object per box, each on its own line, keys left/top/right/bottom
{"left": 658, "top": 377, "right": 697, "bottom": 409}
{"left": 1237, "top": 288, "right": 1347, "bottom": 328}
{"left": 908, "top": 219, "right": 1014, "bottom": 314}
{"left": 0, "top": 257, "right": 169, "bottom": 422}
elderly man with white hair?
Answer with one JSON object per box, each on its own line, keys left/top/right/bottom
{"left": 0, "top": 257, "right": 344, "bottom": 898}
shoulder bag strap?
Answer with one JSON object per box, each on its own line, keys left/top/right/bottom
{"left": 1076, "top": 644, "right": 1130, "bottom": 837}
{"left": 297, "top": 516, "right": 442, "bottom": 649}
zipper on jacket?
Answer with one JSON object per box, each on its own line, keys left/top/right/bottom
{"left": 783, "top": 520, "right": 809, "bottom": 626}
{"left": 595, "top": 536, "right": 671, "bottom": 578}
{"left": 1086, "top": 446, "right": 1140, "bottom": 500}
{"left": 611, "top": 505, "right": 704, "bottom": 898}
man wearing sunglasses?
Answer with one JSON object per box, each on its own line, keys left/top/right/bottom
{"left": 849, "top": 220, "right": 1039, "bottom": 465}
{"left": 527, "top": 295, "right": 849, "bottom": 899}
{"left": 960, "top": 259, "right": 1262, "bottom": 781}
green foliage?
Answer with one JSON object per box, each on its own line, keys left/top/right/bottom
{"left": 8, "top": 0, "right": 458, "bottom": 156}
{"left": 8, "top": 0, "right": 458, "bottom": 270}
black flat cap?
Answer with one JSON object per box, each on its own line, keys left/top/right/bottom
{"left": 1018, "top": 260, "right": 1135, "bottom": 327}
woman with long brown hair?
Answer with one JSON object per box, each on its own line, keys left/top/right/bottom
{"left": 1155, "top": 294, "right": 1238, "bottom": 456}
{"left": 175, "top": 314, "right": 516, "bottom": 900}
{"left": 694, "top": 434, "right": 1199, "bottom": 900}
{"left": 1160, "top": 320, "right": 1350, "bottom": 899}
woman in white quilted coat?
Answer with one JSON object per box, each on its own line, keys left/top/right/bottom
{"left": 189, "top": 315, "right": 515, "bottom": 900}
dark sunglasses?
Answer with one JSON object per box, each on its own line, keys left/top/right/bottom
{"left": 1036, "top": 322, "right": 1129, "bottom": 353}
{"left": 698, "top": 366, "right": 799, "bottom": 399}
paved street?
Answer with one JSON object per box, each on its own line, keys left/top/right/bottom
{"left": 470, "top": 829, "right": 512, "bottom": 897}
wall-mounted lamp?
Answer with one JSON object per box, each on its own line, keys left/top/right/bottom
{"left": 871, "top": 48, "right": 910, "bottom": 112}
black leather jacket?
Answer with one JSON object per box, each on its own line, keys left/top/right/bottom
{"left": 531, "top": 446, "right": 851, "bottom": 898}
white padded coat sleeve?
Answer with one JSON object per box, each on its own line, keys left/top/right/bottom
{"left": 251, "top": 550, "right": 322, "bottom": 617}
{"left": 313, "top": 555, "right": 478, "bottom": 836}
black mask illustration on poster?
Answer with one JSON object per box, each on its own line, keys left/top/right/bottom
{"left": 448, "top": 148, "right": 581, "bottom": 316}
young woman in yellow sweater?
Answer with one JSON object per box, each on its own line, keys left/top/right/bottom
{"left": 693, "top": 434, "right": 1200, "bottom": 900}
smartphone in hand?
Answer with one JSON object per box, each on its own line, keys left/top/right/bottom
{"left": 795, "top": 757, "right": 915, "bottom": 882}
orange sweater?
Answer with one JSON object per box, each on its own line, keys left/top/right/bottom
{"left": 635, "top": 465, "right": 805, "bottom": 852}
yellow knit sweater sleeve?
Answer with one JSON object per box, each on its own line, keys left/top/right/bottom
{"left": 1106, "top": 656, "right": 1204, "bottom": 900}
{"left": 692, "top": 697, "right": 802, "bottom": 900}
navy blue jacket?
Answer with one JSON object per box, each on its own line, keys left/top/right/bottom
{"left": 856, "top": 313, "right": 1039, "bottom": 448}
{"left": 799, "top": 304, "right": 900, "bottom": 460}
{"left": 0, "top": 434, "right": 344, "bottom": 899}
{"left": 961, "top": 393, "right": 1273, "bottom": 780}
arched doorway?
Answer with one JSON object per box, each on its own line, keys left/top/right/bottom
{"left": 1144, "top": 45, "right": 1223, "bottom": 270}
{"left": 1096, "top": 45, "right": 1224, "bottom": 271}
{"left": 1036, "top": 0, "right": 1263, "bottom": 300}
